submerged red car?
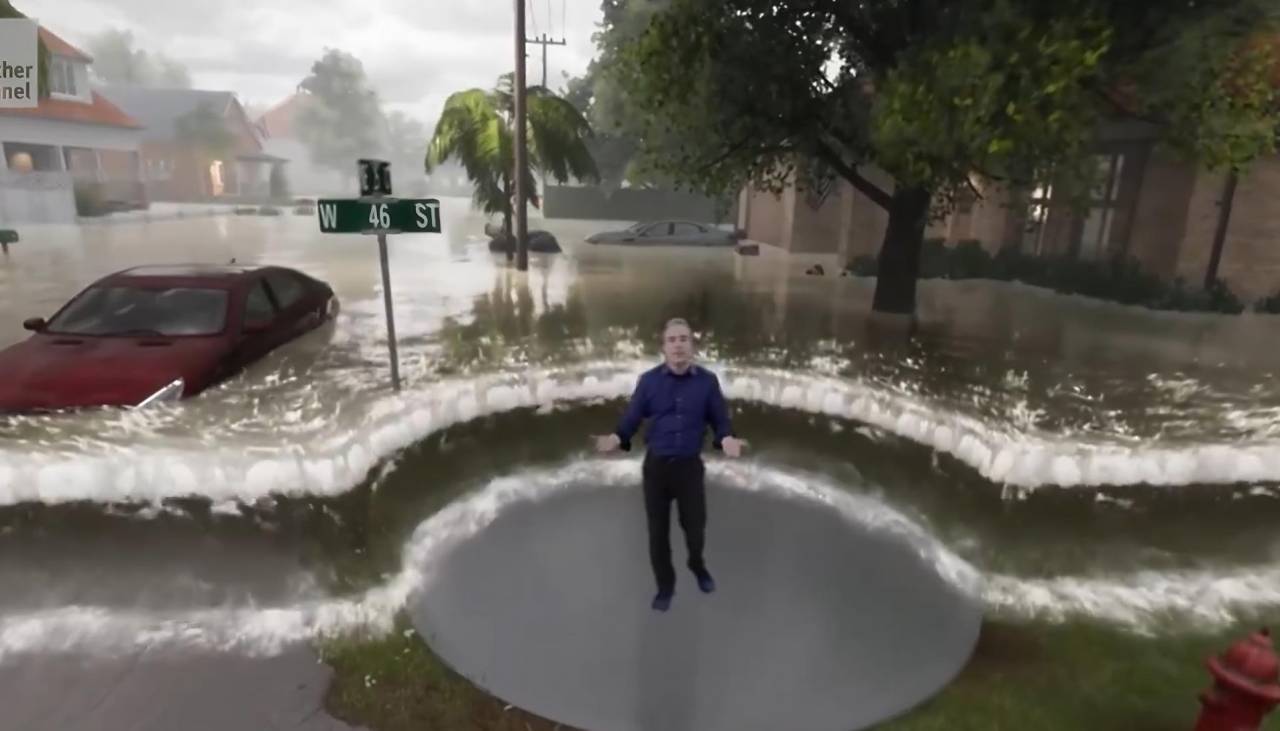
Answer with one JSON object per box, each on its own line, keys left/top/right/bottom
{"left": 0, "top": 264, "right": 339, "bottom": 414}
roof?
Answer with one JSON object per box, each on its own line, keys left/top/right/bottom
{"left": 255, "top": 92, "right": 314, "bottom": 139}
{"left": 114, "top": 264, "right": 262, "bottom": 280}
{"left": 38, "top": 27, "right": 92, "bottom": 63}
{"left": 0, "top": 91, "right": 142, "bottom": 129}
{"left": 95, "top": 86, "right": 237, "bottom": 141}
{"left": 236, "top": 151, "right": 288, "bottom": 163}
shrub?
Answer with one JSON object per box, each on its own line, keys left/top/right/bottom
{"left": 842, "top": 239, "right": 1248, "bottom": 314}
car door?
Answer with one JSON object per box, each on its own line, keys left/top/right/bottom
{"left": 262, "top": 269, "right": 318, "bottom": 342}
{"left": 670, "top": 222, "right": 707, "bottom": 245}
{"left": 230, "top": 276, "right": 281, "bottom": 370}
{"left": 638, "top": 221, "right": 673, "bottom": 244}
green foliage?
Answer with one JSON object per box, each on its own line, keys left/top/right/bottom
{"left": 174, "top": 103, "right": 235, "bottom": 159}
{"left": 847, "top": 242, "right": 1248, "bottom": 314}
{"left": 426, "top": 75, "right": 599, "bottom": 221}
{"left": 295, "top": 49, "right": 386, "bottom": 174}
{"left": 873, "top": 4, "right": 1112, "bottom": 207}
{"left": 85, "top": 28, "right": 192, "bottom": 87}
{"left": 614, "top": 0, "right": 1280, "bottom": 212}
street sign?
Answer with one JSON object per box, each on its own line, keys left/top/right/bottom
{"left": 316, "top": 198, "right": 442, "bottom": 234}
{"left": 316, "top": 160, "right": 443, "bottom": 393}
{"left": 359, "top": 158, "right": 392, "bottom": 196}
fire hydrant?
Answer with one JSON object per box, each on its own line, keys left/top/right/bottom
{"left": 1194, "top": 627, "right": 1280, "bottom": 731}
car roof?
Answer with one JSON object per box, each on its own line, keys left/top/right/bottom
{"left": 118, "top": 264, "right": 263, "bottom": 278}
{"left": 93, "top": 263, "right": 279, "bottom": 290}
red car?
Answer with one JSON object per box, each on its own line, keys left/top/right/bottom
{"left": 0, "top": 264, "right": 339, "bottom": 414}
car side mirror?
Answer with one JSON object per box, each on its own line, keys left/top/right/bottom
{"left": 243, "top": 319, "right": 271, "bottom": 335}
{"left": 22, "top": 317, "right": 46, "bottom": 332}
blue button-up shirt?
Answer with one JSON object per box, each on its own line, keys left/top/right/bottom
{"left": 615, "top": 363, "right": 734, "bottom": 457}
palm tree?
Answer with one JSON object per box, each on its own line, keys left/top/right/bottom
{"left": 426, "top": 74, "right": 599, "bottom": 266}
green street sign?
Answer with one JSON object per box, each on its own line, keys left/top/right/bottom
{"left": 316, "top": 198, "right": 442, "bottom": 234}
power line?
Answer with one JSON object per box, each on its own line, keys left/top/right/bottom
{"left": 528, "top": 0, "right": 539, "bottom": 41}
{"left": 525, "top": 33, "right": 567, "bottom": 89}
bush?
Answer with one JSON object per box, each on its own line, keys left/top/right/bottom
{"left": 73, "top": 182, "right": 108, "bottom": 217}
{"left": 842, "top": 239, "right": 1249, "bottom": 314}
{"left": 1255, "top": 289, "right": 1280, "bottom": 313}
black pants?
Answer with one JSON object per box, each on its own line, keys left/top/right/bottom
{"left": 643, "top": 453, "right": 707, "bottom": 594}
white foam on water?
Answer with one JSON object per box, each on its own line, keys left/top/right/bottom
{"left": 4, "top": 360, "right": 1280, "bottom": 508}
{"left": 3, "top": 459, "right": 1279, "bottom": 662}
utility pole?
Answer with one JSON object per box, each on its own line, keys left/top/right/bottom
{"left": 522, "top": 33, "right": 565, "bottom": 223}
{"left": 525, "top": 33, "right": 567, "bottom": 89}
{"left": 514, "top": 0, "right": 530, "bottom": 270}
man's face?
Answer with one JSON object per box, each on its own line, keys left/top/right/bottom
{"left": 662, "top": 323, "right": 693, "bottom": 368}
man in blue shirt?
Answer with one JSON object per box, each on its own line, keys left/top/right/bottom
{"left": 594, "top": 318, "right": 748, "bottom": 612}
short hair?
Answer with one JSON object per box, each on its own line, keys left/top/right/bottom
{"left": 662, "top": 318, "right": 691, "bottom": 338}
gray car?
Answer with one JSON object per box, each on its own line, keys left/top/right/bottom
{"left": 585, "top": 220, "right": 741, "bottom": 246}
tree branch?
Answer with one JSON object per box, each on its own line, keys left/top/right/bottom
{"left": 814, "top": 140, "right": 893, "bottom": 210}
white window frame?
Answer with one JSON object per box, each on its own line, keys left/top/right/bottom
{"left": 48, "top": 57, "right": 79, "bottom": 98}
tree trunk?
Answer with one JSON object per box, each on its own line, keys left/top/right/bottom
{"left": 1205, "top": 169, "right": 1238, "bottom": 289}
{"left": 871, "top": 186, "right": 932, "bottom": 315}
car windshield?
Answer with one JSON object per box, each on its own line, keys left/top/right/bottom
{"left": 626, "top": 222, "right": 648, "bottom": 233}
{"left": 46, "top": 286, "right": 230, "bottom": 336}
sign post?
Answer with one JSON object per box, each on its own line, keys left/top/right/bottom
{"left": 318, "top": 159, "right": 443, "bottom": 392}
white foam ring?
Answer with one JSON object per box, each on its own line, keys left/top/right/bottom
{"left": 2, "top": 359, "right": 1279, "bottom": 506}
{"left": 2, "top": 459, "right": 1278, "bottom": 662}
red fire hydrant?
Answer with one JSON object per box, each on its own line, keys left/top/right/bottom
{"left": 1194, "top": 627, "right": 1280, "bottom": 731}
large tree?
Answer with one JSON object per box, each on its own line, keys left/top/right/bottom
{"left": 562, "top": 0, "right": 678, "bottom": 189}
{"left": 614, "top": 0, "right": 1280, "bottom": 315}
{"left": 426, "top": 74, "right": 599, "bottom": 269}
{"left": 86, "top": 29, "right": 192, "bottom": 88}
{"left": 295, "top": 49, "right": 386, "bottom": 177}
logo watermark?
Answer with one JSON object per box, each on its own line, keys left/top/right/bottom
{"left": 0, "top": 18, "right": 38, "bottom": 109}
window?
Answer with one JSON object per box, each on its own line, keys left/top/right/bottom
{"left": 640, "top": 223, "right": 670, "bottom": 237}
{"left": 1076, "top": 153, "right": 1125, "bottom": 261}
{"left": 47, "top": 286, "right": 229, "bottom": 336}
{"left": 265, "top": 271, "right": 307, "bottom": 309}
{"left": 1021, "top": 183, "right": 1053, "bottom": 255}
{"left": 244, "top": 281, "right": 276, "bottom": 324}
{"left": 49, "top": 58, "right": 78, "bottom": 96}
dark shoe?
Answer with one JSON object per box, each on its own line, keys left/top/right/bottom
{"left": 693, "top": 569, "right": 716, "bottom": 594}
{"left": 652, "top": 591, "right": 674, "bottom": 612}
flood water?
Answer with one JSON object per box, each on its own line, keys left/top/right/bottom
{"left": 2, "top": 198, "right": 1280, "bottom": 664}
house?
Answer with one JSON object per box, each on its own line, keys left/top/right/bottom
{"left": 254, "top": 91, "right": 340, "bottom": 196}
{"left": 98, "top": 86, "right": 287, "bottom": 202}
{"left": 739, "top": 120, "right": 1280, "bottom": 303}
{"left": 0, "top": 26, "right": 146, "bottom": 222}
{"left": 255, "top": 91, "right": 426, "bottom": 197}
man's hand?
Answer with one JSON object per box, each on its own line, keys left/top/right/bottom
{"left": 721, "top": 436, "right": 748, "bottom": 458}
{"left": 593, "top": 433, "right": 622, "bottom": 453}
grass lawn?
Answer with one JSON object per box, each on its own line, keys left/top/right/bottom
{"left": 318, "top": 614, "right": 1280, "bottom": 731}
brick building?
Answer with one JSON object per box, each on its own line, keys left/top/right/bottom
{"left": 98, "top": 86, "right": 287, "bottom": 202}
{"left": 739, "top": 121, "right": 1280, "bottom": 302}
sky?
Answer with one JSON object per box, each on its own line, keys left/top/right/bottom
{"left": 16, "top": 0, "right": 603, "bottom": 125}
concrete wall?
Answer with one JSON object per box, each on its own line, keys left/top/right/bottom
{"left": 543, "top": 185, "right": 732, "bottom": 223}
{"left": 744, "top": 187, "right": 786, "bottom": 248}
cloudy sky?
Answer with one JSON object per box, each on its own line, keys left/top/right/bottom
{"left": 18, "top": 0, "right": 602, "bottom": 125}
